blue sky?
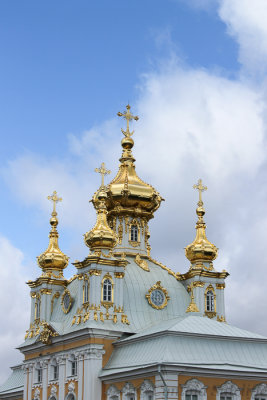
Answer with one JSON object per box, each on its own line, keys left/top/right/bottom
{"left": 1, "top": 0, "right": 267, "bottom": 383}
{"left": 0, "top": 0, "right": 239, "bottom": 259}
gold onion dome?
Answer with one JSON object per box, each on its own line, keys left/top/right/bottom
{"left": 185, "top": 179, "right": 218, "bottom": 264}
{"left": 84, "top": 188, "right": 118, "bottom": 250}
{"left": 92, "top": 105, "right": 163, "bottom": 220}
{"left": 37, "top": 191, "right": 69, "bottom": 271}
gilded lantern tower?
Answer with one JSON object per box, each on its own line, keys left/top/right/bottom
{"left": 178, "top": 179, "right": 228, "bottom": 321}
{"left": 93, "top": 105, "right": 163, "bottom": 258}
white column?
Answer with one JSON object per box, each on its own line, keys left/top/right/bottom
{"left": 83, "top": 345, "right": 105, "bottom": 400}
{"left": 77, "top": 352, "right": 84, "bottom": 400}
{"left": 57, "top": 355, "right": 67, "bottom": 400}
{"left": 27, "top": 364, "right": 33, "bottom": 400}
{"left": 42, "top": 359, "right": 49, "bottom": 400}
{"left": 155, "top": 372, "right": 178, "bottom": 400}
{"left": 22, "top": 365, "right": 28, "bottom": 400}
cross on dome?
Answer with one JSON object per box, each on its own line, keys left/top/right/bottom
{"left": 47, "top": 191, "right": 62, "bottom": 214}
{"left": 193, "top": 179, "right": 207, "bottom": 205}
{"left": 117, "top": 104, "right": 139, "bottom": 137}
{"left": 95, "top": 162, "right": 111, "bottom": 188}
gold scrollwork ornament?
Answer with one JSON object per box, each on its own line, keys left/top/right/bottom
{"left": 146, "top": 281, "right": 170, "bottom": 310}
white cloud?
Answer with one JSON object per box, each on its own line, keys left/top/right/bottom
{"left": 219, "top": 0, "right": 267, "bottom": 75}
{"left": 0, "top": 236, "right": 30, "bottom": 383}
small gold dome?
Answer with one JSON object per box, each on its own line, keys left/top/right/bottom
{"left": 185, "top": 179, "right": 218, "bottom": 264}
{"left": 84, "top": 190, "right": 118, "bottom": 251}
{"left": 37, "top": 192, "right": 69, "bottom": 272}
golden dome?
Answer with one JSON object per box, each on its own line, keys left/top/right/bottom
{"left": 37, "top": 191, "right": 69, "bottom": 272}
{"left": 84, "top": 189, "right": 118, "bottom": 251}
{"left": 93, "top": 105, "right": 163, "bottom": 220}
{"left": 185, "top": 179, "right": 218, "bottom": 264}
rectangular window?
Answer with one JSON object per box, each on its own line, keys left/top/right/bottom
{"left": 53, "top": 365, "right": 59, "bottom": 380}
{"left": 37, "top": 369, "right": 42, "bottom": 383}
{"left": 220, "top": 397, "right": 232, "bottom": 400}
{"left": 71, "top": 360, "right": 77, "bottom": 376}
{"left": 186, "top": 395, "right": 198, "bottom": 400}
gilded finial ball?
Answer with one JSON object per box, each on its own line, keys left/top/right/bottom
{"left": 121, "top": 136, "right": 134, "bottom": 149}
{"left": 50, "top": 215, "right": 58, "bottom": 227}
{"left": 196, "top": 206, "right": 205, "bottom": 217}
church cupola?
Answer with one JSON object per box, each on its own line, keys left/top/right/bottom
{"left": 37, "top": 191, "right": 69, "bottom": 274}
{"left": 185, "top": 179, "right": 218, "bottom": 269}
{"left": 91, "top": 105, "right": 163, "bottom": 257}
{"left": 178, "top": 180, "right": 228, "bottom": 322}
{"left": 84, "top": 184, "right": 118, "bottom": 252}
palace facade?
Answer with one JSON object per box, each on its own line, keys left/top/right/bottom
{"left": 1, "top": 105, "right": 267, "bottom": 400}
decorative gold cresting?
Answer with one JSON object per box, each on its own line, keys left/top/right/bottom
{"left": 185, "top": 179, "right": 218, "bottom": 266}
{"left": 84, "top": 166, "right": 117, "bottom": 251}
{"left": 37, "top": 191, "right": 69, "bottom": 272}
{"left": 95, "top": 162, "right": 111, "bottom": 188}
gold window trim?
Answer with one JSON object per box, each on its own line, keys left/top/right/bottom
{"left": 83, "top": 276, "right": 90, "bottom": 304}
{"left": 129, "top": 219, "right": 141, "bottom": 246}
{"left": 61, "top": 289, "right": 72, "bottom": 314}
{"left": 146, "top": 281, "right": 170, "bottom": 310}
{"left": 34, "top": 293, "right": 41, "bottom": 321}
{"left": 204, "top": 284, "right": 216, "bottom": 317}
{"left": 101, "top": 273, "right": 114, "bottom": 305}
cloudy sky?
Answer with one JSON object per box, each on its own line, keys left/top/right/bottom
{"left": 1, "top": 0, "right": 267, "bottom": 383}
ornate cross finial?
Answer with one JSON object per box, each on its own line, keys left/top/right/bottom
{"left": 47, "top": 191, "right": 62, "bottom": 214}
{"left": 117, "top": 104, "right": 139, "bottom": 137}
{"left": 95, "top": 162, "right": 111, "bottom": 187}
{"left": 193, "top": 179, "right": 207, "bottom": 205}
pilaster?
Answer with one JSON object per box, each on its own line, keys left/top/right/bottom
{"left": 57, "top": 355, "right": 67, "bottom": 400}
{"left": 83, "top": 345, "right": 105, "bottom": 400}
{"left": 155, "top": 372, "right": 178, "bottom": 400}
{"left": 41, "top": 359, "right": 49, "bottom": 400}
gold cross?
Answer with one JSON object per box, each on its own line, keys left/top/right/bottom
{"left": 193, "top": 179, "right": 207, "bottom": 204}
{"left": 117, "top": 104, "right": 139, "bottom": 137}
{"left": 47, "top": 191, "right": 62, "bottom": 213}
{"left": 95, "top": 162, "right": 111, "bottom": 187}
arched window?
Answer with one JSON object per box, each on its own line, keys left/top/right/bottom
{"left": 205, "top": 285, "right": 216, "bottom": 317}
{"left": 216, "top": 381, "right": 241, "bottom": 400}
{"left": 67, "top": 395, "right": 75, "bottom": 400}
{"left": 181, "top": 379, "right": 207, "bottom": 400}
{"left": 83, "top": 279, "right": 89, "bottom": 303}
{"left": 251, "top": 383, "right": 267, "bottom": 400}
{"left": 102, "top": 276, "right": 113, "bottom": 303}
{"left": 50, "top": 397, "right": 57, "bottom": 400}
{"left": 130, "top": 225, "right": 138, "bottom": 242}
{"left": 206, "top": 290, "right": 215, "bottom": 312}
{"left": 35, "top": 295, "right": 41, "bottom": 320}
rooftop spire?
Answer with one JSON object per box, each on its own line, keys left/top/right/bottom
{"left": 117, "top": 104, "right": 139, "bottom": 163}
{"left": 37, "top": 191, "right": 69, "bottom": 272}
{"left": 185, "top": 179, "right": 218, "bottom": 267}
{"left": 84, "top": 164, "right": 117, "bottom": 252}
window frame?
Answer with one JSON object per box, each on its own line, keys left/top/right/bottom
{"left": 101, "top": 274, "right": 114, "bottom": 304}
